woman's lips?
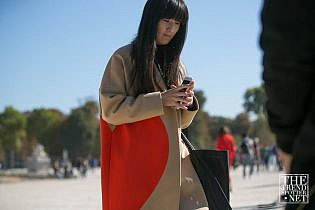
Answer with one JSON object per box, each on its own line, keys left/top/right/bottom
{"left": 163, "top": 34, "right": 172, "bottom": 38}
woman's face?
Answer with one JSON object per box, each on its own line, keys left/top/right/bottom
{"left": 156, "top": 18, "right": 180, "bottom": 45}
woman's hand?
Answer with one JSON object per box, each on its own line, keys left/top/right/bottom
{"left": 161, "top": 81, "right": 195, "bottom": 109}
{"left": 161, "top": 85, "right": 189, "bottom": 109}
{"left": 182, "top": 80, "right": 195, "bottom": 108}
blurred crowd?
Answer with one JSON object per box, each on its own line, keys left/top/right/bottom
{"left": 52, "top": 157, "right": 99, "bottom": 179}
{"left": 215, "top": 126, "right": 283, "bottom": 180}
{"left": 236, "top": 134, "right": 282, "bottom": 178}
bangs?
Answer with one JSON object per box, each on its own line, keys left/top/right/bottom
{"left": 161, "top": 0, "right": 188, "bottom": 24}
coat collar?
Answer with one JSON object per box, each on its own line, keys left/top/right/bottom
{"left": 153, "top": 63, "right": 167, "bottom": 91}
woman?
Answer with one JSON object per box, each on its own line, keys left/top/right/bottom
{"left": 99, "top": 0, "right": 208, "bottom": 209}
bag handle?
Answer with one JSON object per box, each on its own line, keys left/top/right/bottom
{"left": 181, "top": 132, "right": 195, "bottom": 152}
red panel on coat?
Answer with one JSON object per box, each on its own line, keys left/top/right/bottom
{"left": 100, "top": 116, "right": 169, "bottom": 210}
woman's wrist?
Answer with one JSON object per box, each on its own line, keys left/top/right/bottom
{"left": 186, "top": 98, "right": 197, "bottom": 111}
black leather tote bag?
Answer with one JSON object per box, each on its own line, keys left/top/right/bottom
{"left": 181, "top": 132, "right": 232, "bottom": 210}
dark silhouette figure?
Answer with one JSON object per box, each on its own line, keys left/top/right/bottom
{"left": 260, "top": 0, "right": 315, "bottom": 209}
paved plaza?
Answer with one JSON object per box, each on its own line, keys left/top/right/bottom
{"left": 230, "top": 167, "right": 284, "bottom": 210}
{"left": 0, "top": 167, "right": 284, "bottom": 210}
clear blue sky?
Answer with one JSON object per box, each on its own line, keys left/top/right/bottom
{"left": 0, "top": 0, "right": 263, "bottom": 118}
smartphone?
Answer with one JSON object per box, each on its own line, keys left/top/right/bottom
{"left": 180, "top": 76, "right": 192, "bottom": 92}
{"left": 182, "top": 76, "right": 192, "bottom": 85}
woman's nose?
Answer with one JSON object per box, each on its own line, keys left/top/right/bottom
{"left": 167, "top": 23, "right": 175, "bottom": 32}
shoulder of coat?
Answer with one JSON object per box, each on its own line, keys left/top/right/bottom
{"left": 112, "top": 44, "right": 132, "bottom": 61}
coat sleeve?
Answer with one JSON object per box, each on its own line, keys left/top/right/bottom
{"left": 181, "top": 96, "right": 199, "bottom": 129}
{"left": 178, "top": 61, "right": 199, "bottom": 129}
{"left": 99, "top": 52, "right": 164, "bottom": 126}
{"left": 178, "top": 62, "right": 199, "bottom": 129}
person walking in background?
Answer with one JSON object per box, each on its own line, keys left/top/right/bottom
{"left": 99, "top": 0, "right": 209, "bottom": 209}
{"left": 269, "top": 144, "right": 280, "bottom": 171}
{"left": 260, "top": 0, "right": 315, "bottom": 209}
{"left": 215, "top": 126, "right": 235, "bottom": 191}
{"left": 89, "top": 157, "right": 98, "bottom": 173}
{"left": 261, "top": 145, "right": 271, "bottom": 171}
{"left": 253, "top": 137, "right": 262, "bottom": 173}
{"left": 240, "top": 133, "right": 254, "bottom": 178}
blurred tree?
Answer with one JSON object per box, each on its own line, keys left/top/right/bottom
{"left": 0, "top": 141, "right": 4, "bottom": 164}
{"left": 230, "top": 112, "right": 250, "bottom": 146}
{"left": 0, "top": 106, "right": 26, "bottom": 168}
{"left": 231, "top": 112, "right": 250, "bottom": 135}
{"left": 242, "top": 85, "right": 275, "bottom": 146}
{"left": 26, "top": 108, "right": 64, "bottom": 157}
{"left": 243, "top": 85, "right": 266, "bottom": 116}
{"left": 187, "top": 90, "right": 211, "bottom": 149}
{"left": 249, "top": 113, "right": 276, "bottom": 146}
{"left": 60, "top": 100, "right": 99, "bottom": 159}
{"left": 91, "top": 125, "right": 100, "bottom": 158}
{"left": 0, "top": 143, "right": 4, "bottom": 164}
{"left": 194, "top": 90, "right": 206, "bottom": 110}
{"left": 200, "top": 112, "right": 212, "bottom": 148}
{"left": 44, "top": 123, "right": 63, "bottom": 159}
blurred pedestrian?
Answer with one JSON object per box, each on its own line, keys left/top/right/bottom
{"left": 261, "top": 145, "right": 270, "bottom": 171}
{"left": 260, "top": 0, "right": 315, "bottom": 209}
{"left": 79, "top": 160, "right": 88, "bottom": 177}
{"left": 240, "top": 133, "right": 254, "bottom": 178}
{"left": 270, "top": 144, "right": 281, "bottom": 171}
{"left": 63, "top": 161, "right": 73, "bottom": 178}
{"left": 253, "top": 137, "right": 261, "bottom": 173}
{"left": 52, "top": 160, "right": 59, "bottom": 177}
{"left": 89, "top": 157, "right": 98, "bottom": 173}
{"left": 215, "top": 126, "right": 235, "bottom": 191}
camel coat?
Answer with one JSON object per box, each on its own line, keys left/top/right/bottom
{"left": 99, "top": 44, "right": 209, "bottom": 210}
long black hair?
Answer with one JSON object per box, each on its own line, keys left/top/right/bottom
{"left": 130, "top": 0, "right": 189, "bottom": 95}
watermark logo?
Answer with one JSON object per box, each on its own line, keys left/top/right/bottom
{"left": 279, "top": 174, "right": 309, "bottom": 204}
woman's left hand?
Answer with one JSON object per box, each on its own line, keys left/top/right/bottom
{"left": 171, "top": 80, "right": 195, "bottom": 108}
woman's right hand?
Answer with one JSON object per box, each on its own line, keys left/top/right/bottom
{"left": 161, "top": 85, "right": 190, "bottom": 109}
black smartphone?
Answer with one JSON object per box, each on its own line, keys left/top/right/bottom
{"left": 180, "top": 76, "right": 192, "bottom": 92}
{"left": 182, "top": 76, "right": 192, "bottom": 85}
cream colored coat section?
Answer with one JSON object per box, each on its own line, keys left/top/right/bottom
{"left": 99, "top": 44, "right": 205, "bottom": 209}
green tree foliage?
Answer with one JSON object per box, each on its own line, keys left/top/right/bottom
{"left": 243, "top": 85, "right": 275, "bottom": 146}
{"left": 27, "top": 109, "right": 63, "bottom": 143}
{"left": 92, "top": 125, "right": 100, "bottom": 158}
{"left": 243, "top": 85, "right": 266, "bottom": 116}
{"left": 231, "top": 112, "right": 250, "bottom": 135}
{"left": 188, "top": 90, "right": 211, "bottom": 149}
{"left": 230, "top": 112, "right": 250, "bottom": 145}
{"left": 43, "top": 121, "right": 64, "bottom": 159}
{"left": 0, "top": 141, "right": 4, "bottom": 162}
{"left": 0, "top": 107, "right": 26, "bottom": 153}
{"left": 0, "top": 107, "right": 26, "bottom": 167}
{"left": 26, "top": 108, "right": 64, "bottom": 157}
{"left": 60, "top": 101, "right": 99, "bottom": 159}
